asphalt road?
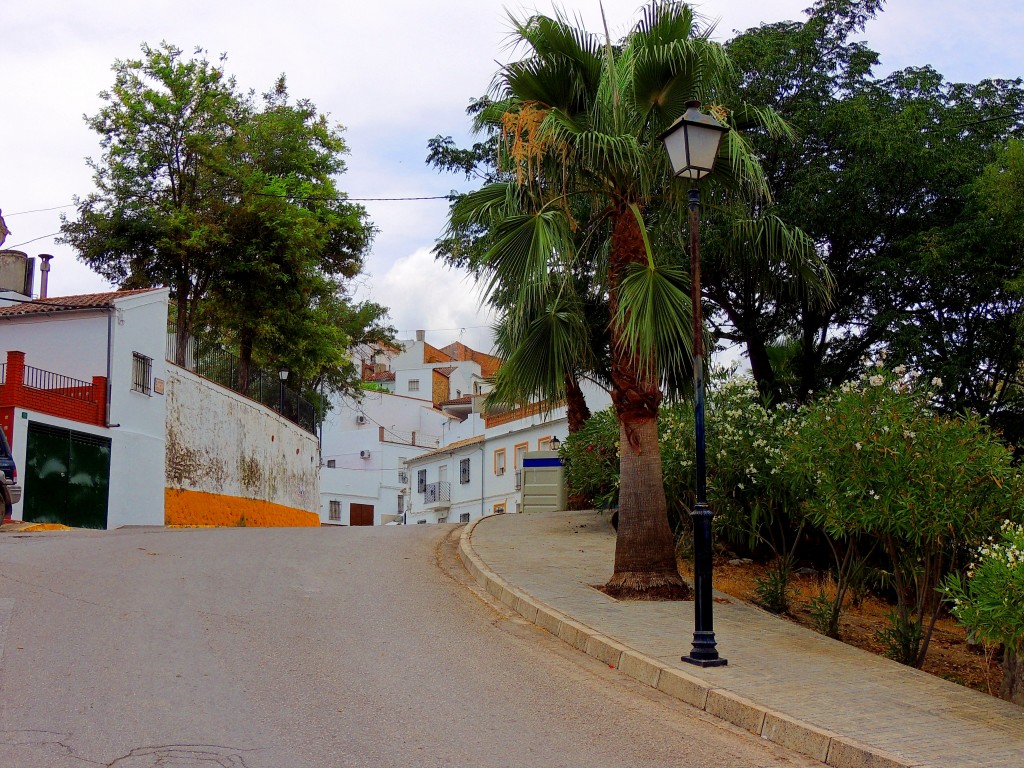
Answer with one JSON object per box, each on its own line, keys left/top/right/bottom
{"left": 0, "top": 524, "right": 817, "bottom": 768}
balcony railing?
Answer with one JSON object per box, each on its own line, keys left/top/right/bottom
{"left": 423, "top": 481, "right": 451, "bottom": 504}
{"left": 23, "top": 365, "right": 97, "bottom": 402}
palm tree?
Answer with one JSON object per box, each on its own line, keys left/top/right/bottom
{"left": 448, "top": 2, "right": 792, "bottom": 597}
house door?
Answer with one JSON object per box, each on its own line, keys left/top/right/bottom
{"left": 23, "top": 422, "right": 111, "bottom": 529}
{"left": 350, "top": 503, "right": 374, "bottom": 526}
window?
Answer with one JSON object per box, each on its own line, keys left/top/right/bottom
{"left": 514, "top": 442, "right": 528, "bottom": 469}
{"left": 398, "top": 470, "right": 408, "bottom": 484}
{"left": 538, "top": 436, "right": 552, "bottom": 451}
{"left": 493, "top": 503, "right": 506, "bottom": 514}
{"left": 408, "top": 378, "right": 420, "bottom": 392}
{"left": 460, "top": 458, "right": 470, "bottom": 484}
{"left": 438, "top": 516, "right": 448, "bottom": 524}
{"left": 397, "top": 494, "right": 405, "bottom": 514}
{"left": 460, "top": 512, "right": 471, "bottom": 523}
{"left": 326, "top": 459, "right": 336, "bottom": 468}
{"left": 131, "top": 352, "right": 152, "bottom": 395}
{"left": 329, "top": 500, "right": 341, "bottom": 521}
{"left": 417, "top": 468, "right": 427, "bottom": 493}
{"left": 494, "top": 449, "right": 506, "bottom": 476}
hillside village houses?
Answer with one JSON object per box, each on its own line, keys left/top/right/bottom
{"left": 0, "top": 250, "right": 320, "bottom": 529}
{"left": 1, "top": 250, "right": 609, "bottom": 529}
{"left": 319, "top": 330, "right": 611, "bottom": 526}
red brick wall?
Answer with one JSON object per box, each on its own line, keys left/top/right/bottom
{"left": 0, "top": 351, "right": 106, "bottom": 442}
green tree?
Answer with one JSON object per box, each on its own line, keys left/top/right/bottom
{"left": 61, "top": 42, "right": 246, "bottom": 365}
{"left": 203, "top": 77, "right": 378, "bottom": 394}
{"left": 61, "top": 44, "right": 389, "bottom": 402}
{"left": 725, "top": 1, "right": 1024, "bottom": 405}
{"left": 443, "top": 2, "right": 791, "bottom": 597}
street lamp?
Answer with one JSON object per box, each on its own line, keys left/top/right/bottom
{"left": 549, "top": 435, "right": 561, "bottom": 452}
{"left": 660, "top": 100, "right": 729, "bottom": 668}
{"left": 278, "top": 366, "right": 289, "bottom": 415}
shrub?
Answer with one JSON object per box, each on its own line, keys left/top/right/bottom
{"left": 562, "top": 408, "right": 620, "bottom": 510}
{"left": 790, "top": 362, "right": 1023, "bottom": 666}
{"left": 943, "top": 520, "right": 1024, "bottom": 703}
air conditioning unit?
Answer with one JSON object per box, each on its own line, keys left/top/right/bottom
{"left": 398, "top": 471, "right": 409, "bottom": 484}
{"left": 355, "top": 413, "right": 367, "bottom": 425}
{"left": 359, "top": 450, "right": 371, "bottom": 459}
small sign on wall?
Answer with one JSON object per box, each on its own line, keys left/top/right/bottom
{"left": 153, "top": 378, "right": 165, "bottom": 395}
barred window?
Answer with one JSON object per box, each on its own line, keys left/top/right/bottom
{"left": 460, "top": 513, "right": 471, "bottom": 523}
{"left": 132, "top": 352, "right": 152, "bottom": 395}
{"left": 408, "top": 378, "right": 420, "bottom": 392}
{"left": 417, "top": 468, "right": 427, "bottom": 493}
{"left": 326, "top": 459, "right": 336, "bottom": 468}
{"left": 329, "top": 500, "right": 341, "bottom": 521}
{"left": 460, "top": 458, "right": 470, "bottom": 484}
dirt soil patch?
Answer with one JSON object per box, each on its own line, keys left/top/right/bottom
{"left": 679, "top": 557, "right": 1005, "bottom": 697}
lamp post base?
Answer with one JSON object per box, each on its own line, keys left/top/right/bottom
{"left": 681, "top": 654, "right": 728, "bottom": 668}
{"left": 681, "top": 631, "right": 727, "bottom": 667}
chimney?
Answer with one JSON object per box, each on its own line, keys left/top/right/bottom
{"left": 416, "top": 329, "right": 425, "bottom": 342}
{"left": 38, "top": 253, "right": 54, "bottom": 298}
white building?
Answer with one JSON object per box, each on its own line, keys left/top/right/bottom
{"left": 404, "top": 381, "right": 612, "bottom": 525}
{"left": 317, "top": 331, "right": 501, "bottom": 525}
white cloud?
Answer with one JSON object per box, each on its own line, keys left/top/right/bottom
{"left": 365, "top": 247, "right": 496, "bottom": 353}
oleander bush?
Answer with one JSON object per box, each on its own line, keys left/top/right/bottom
{"left": 943, "top": 521, "right": 1024, "bottom": 704}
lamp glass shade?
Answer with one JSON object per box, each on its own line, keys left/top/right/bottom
{"left": 660, "top": 102, "right": 729, "bottom": 180}
{"left": 278, "top": 368, "right": 289, "bottom": 381}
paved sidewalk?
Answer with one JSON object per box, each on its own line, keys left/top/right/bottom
{"left": 460, "top": 510, "right": 1024, "bottom": 768}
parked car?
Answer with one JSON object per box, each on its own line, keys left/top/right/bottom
{"left": 1, "top": 428, "right": 21, "bottom": 519}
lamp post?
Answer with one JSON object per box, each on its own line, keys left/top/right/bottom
{"left": 660, "top": 100, "right": 729, "bottom": 668}
{"left": 278, "top": 367, "right": 289, "bottom": 415}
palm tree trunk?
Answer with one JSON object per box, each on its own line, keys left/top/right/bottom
{"left": 604, "top": 207, "right": 689, "bottom": 599}
{"left": 564, "top": 372, "right": 591, "bottom": 433}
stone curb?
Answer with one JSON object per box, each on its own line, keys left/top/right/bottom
{"left": 459, "top": 516, "right": 935, "bottom": 768}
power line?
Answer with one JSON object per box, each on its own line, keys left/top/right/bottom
{"left": 5, "top": 194, "right": 455, "bottom": 218}
{"left": 5, "top": 231, "right": 61, "bottom": 248}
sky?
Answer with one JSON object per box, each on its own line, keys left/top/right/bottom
{"left": 2, "top": 0, "right": 1022, "bottom": 353}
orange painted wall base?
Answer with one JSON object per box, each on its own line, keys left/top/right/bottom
{"left": 164, "top": 488, "right": 320, "bottom": 528}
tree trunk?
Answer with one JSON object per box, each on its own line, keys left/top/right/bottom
{"left": 564, "top": 372, "right": 591, "bottom": 434}
{"left": 603, "top": 207, "right": 690, "bottom": 600}
{"left": 1002, "top": 645, "right": 1024, "bottom": 705}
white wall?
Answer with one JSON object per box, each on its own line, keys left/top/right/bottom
{"left": 165, "top": 366, "right": 319, "bottom": 512}
{"left": 7, "top": 408, "right": 164, "bottom": 527}
{"left": 0, "top": 311, "right": 108, "bottom": 381}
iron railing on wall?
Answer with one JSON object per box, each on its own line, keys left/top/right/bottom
{"left": 166, "top": 333, "right": 317, "bottom": 434}
{"left": 23, "top": 365, "right": 97, "bottom": 401}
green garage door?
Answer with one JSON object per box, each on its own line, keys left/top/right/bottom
{"left": 24, "top": 423, "right": 111, "bottom": 529}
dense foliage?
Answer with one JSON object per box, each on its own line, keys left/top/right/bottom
{"left": 564, "top": 364, "right": 1024, "bottom": 674}
{"left": 61, "top": 43, "right": 393, "bottom": 401}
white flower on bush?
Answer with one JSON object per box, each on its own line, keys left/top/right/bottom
{"left": 869, "top": 374, "right": 885, "bottom": 387}
{"left": 931, "top": 377, "right": 943, "bottom": 387}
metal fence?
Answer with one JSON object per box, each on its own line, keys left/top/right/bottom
{"left": 166, "top": 333, "right": 317, "bottom": 434}
{"left": 23, "top": 365, "right": 97, "bottom": 401}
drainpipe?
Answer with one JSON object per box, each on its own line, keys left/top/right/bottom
{"left": 105, "top": 307, "right": 114, "bottom": 426}
{"left": 479, "top": 443, "right": 485, "bottom": 519}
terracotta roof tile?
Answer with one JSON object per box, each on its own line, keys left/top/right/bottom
{"left": 439, "top": 395, "right": 473, "bottom": 407}
{"left": 432, "top": 366, "right": 457, "bottom": 377}
{"left": 0, "top": 289, "right": 162, "bottom": 318}
{"left": 364, "top": 370, "right": 396, "bottom": 382}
